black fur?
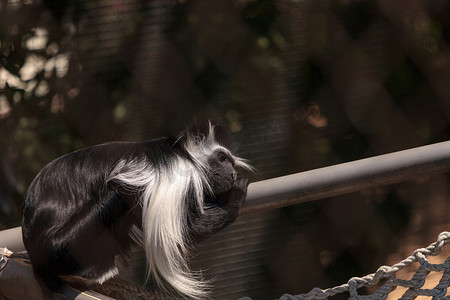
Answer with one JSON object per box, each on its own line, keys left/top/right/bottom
{"left": 21, "top": 124, "right": 250, "bottom": 298}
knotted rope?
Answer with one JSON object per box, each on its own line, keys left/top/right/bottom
{"left": 276, "top": 231, "right": 450, "bottom": 300}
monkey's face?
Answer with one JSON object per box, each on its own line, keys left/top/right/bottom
{"left": 207, "top": 148, "right": 237, "bottom": 194}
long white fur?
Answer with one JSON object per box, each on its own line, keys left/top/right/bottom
{"left": 107, "top": 124, "right": 252, "bottom": 299}
{"left": 95, "top": 267, "right": 119, "bottom": 285}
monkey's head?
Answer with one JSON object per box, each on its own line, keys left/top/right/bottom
{"left": 180, "top": 121, "right": 253, "bottom": 195}
{"left": 207, "top": 148, "right": 238, "bottom": 194}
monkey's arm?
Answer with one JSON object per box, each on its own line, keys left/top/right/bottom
{"left": 187, "top": 178, "right": 248, "bottom": 243}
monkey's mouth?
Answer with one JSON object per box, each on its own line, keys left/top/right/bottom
{"left": 214, "top": 172, "right": 236, "bottom": 183}
{"left": 209, "top": 173, "right": 235, "bottom": 193}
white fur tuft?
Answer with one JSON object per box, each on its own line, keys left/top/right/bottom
{"left": 108, "top": 155, "right": 210, "bottom": 299}
{"left": 107, "top": 126, "right": 251, "bottom": 299}
{"left": 95, "top": 267, "right": 119, "bottom": 284}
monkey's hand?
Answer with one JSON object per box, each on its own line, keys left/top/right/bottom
{"left": 187, "top": 178, "right": 249, "bottom": 244}
{"left": 225, "top": 178, "right": 249, "bottom": 212}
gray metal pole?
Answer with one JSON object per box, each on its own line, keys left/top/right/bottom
{"left": 242, "top": 140, "right": 450, "bottom": 214}
{"left": 0, "top": 227, "right": 23, "bottom": 252}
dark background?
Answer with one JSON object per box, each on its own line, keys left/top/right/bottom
{"left": 1, "top": 0, "right": 449, "bottom": 298}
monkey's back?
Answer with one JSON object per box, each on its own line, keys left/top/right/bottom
{"left": 21, "top": 139, "right": 174, "bottom": 281}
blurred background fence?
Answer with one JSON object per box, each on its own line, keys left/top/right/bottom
{"left": 0, "top": 0, "right": 449, "bottom": 298}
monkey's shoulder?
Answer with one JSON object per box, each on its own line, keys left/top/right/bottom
{"left": 49, "top": 138, "right": 172, "bottom": 164}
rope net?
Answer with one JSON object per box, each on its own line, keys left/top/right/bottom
{"left": 274, "top": 231, "right": 450, "bottom": 300}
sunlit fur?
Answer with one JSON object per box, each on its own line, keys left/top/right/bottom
{"left": 94, "top": 267, "right": 119, "bottom": 285}
{"left": 107, "top": 123, "right": 252, "bottom": 299}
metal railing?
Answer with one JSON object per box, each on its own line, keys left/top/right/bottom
{"left": 242, "top": 140, "right": 450, "bottom": 214}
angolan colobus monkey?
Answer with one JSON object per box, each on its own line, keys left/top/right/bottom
{"left": 21, "top": 122, "right": 252, "bottom": 299}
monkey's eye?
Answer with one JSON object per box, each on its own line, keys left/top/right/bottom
{"left": 217, "top": 152, "right": 228, "bottom": 162}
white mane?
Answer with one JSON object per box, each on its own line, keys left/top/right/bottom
{"left": 108, "top": 124, "right": 251, "bottom": 299}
